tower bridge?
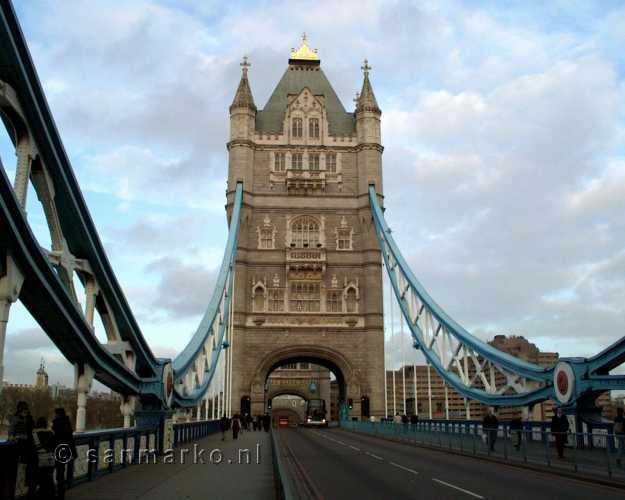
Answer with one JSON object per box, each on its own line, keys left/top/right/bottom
{"left": 1, "top": 3, "right": 625, "bottom": 498}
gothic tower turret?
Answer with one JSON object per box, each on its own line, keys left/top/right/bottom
{"left": 228, "top": 56, "right": 256, "bottom": 191}
{"left": 355, "top": 60, "right": 383, "bottom": 196}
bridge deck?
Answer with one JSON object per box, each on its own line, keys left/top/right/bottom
{"left": 67, "top": 430, "right": 274, "bottom": 500}
{"left": 276, "top": 428, "right": 625, "bottom": 500}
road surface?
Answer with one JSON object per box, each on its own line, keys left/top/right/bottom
{"left": 275, "top": 427, "right": 624, "bottom": 500}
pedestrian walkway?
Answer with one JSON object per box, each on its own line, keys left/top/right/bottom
{"left": 67, "top": 430, "right": 275, "bottom": 500}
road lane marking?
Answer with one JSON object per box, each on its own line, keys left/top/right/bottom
{"left": 365, "top": 451, "right": 384, "bottom": 461}
{"left": 389, "top": 461, "right": 419, "bottom": 475}
{"left": 432, "top": 478, "right": 484, "bottom": 499}
{"left": 349, "top": 445, "right": 361, "bottom": 451}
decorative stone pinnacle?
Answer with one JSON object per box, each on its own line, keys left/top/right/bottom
{"left": 353, "top": 92, "right": 360, "bottom": 104}
{"left": 241, "top": 55, "right": 251, "bottom": 75}
{"left": 361, "top": 59, "right": 371, "bottom": 76}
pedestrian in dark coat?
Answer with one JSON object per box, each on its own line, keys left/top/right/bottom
{"left": 52, "top": 408, "right": 76, "bottom": 500}
{"left": 219, "top": 415, "right": 229, "bottom": 441}
{"left": 482, "top": 409, "right": 499, "bottom": 452}
{"left": 232, "top": 414, "right": 241, "bottom": 440}
{"left": 510, "top": 415, "right": 523, "bottom": 451}
{"left": 33, "top": 417, "right": 56, "bottom": 499}
{"left": 263, "top": 413, "right": 271, "bottom": 432}
{"left": 551, "top": 408, "right": 570, "bottom": 459}
{"left": 8, "top": 401, "right": 36, "bottom": 498}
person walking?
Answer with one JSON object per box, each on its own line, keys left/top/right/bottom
{"left": 246, "top": 413, "right": 253, "bottom": 432}
{"left": 52, "top": 408, "right": 76, "bottom": 500}
{"left": 613, "top": 407, "right": 625, "bottom": 467}
{"left": 219, "top": 414, "right": 229, "bottom": 441}
{"left": 510, "top": 415, "right": 523, "bottom": 451}
{"left": 263, "top": 413, "right": 271, "bottom": 432}
{"left": 32, "top": 417, "right": 56, "bottom": 499}
{"left": 8, "top": 401, "right": 36, "bottom": 498}
{"left": 551, "top": 408, "right": 570, "bottom": 459}
{"left": 232, "top": 414, "right": 241, "bottom": 440}
{"left": 482, "top": 408, "right": 499, "bottom": 452}
{"left": 393, "top": 412, "right": 402, "bottom": 424}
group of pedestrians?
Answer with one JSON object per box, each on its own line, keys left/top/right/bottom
{"left": 8, "top": 401, "right": 76, "bottom": 499}
{"left": 219, "top": 413, "right": 271, "bottom": 440}
{"left": 391, "top": 413, "right": 419, "bottom": 425}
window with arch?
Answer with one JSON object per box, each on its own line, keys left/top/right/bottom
{"left": 257, "top": 216, "right": 275, "bottom": 250}
{"left": 260, "top": 229, "right": 273, "bottom": 249}
{"left": 335, "top": 216, "right": 353, "bottom": 250}
{"left": 290, "top": 216, "right": 320, "bottom": 248}
{"left": 292, "top": 118, "right": 303, "bottom": 138}
{"left": 309, "top": 118, "right": 320, "bottom": 138}
{"left": 252, "top": 284, "right": 266, "bottom": 312}
{"left": 326, "top": 153, "right": 337, "bottom": 173}
{"left": 268, "top": 289, "right": 284, "bottom": 312}
{"left": 327, "top": 291, "right": 342, "bottom": 312}
{"left": 289, "top": 281, "right": 320, "bottom": 312}
{"left": 309, "top": 153, "right": 320, "bottom": 171}
{"left": 274, "top": 152, "right": 286, "bottom": 172}
{"left": 292, "top": 153, "right": 303, "bottom": 170}
{"left": 345, "top": 287, "right": 358, "bottom": 313}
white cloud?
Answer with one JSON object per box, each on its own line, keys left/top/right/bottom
{"left": 4, "top": 0, "right": 625, "bottom": 386}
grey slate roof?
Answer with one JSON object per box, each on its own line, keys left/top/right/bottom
{"left": 256, "top": 66, "right": 355, "bottom": 136}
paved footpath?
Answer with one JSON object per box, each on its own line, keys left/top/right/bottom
{"left": 67, "top": 430, "right": 274, "bottom": 500}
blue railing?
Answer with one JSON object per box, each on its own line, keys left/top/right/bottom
{"left": 1, "top": 425, "right": 160, "bottom": 499}
{"left": 173, "top": 419, "right": 220, "bottom": 447}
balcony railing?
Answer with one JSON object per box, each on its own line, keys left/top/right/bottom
{"left": 286, "top": 168, "right": 326, "bottom": 191}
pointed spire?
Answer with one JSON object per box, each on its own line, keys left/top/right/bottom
{"left": 230, "top": 55, "right": 256, "bottom": 113}
{"left": 356, "top": 59, "right": 380, "bottom": 114}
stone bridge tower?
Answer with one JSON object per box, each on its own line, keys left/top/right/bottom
{"left": 226, "top": 36, "right": 385, "bottom": 419}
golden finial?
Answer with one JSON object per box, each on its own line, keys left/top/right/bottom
{"left": 361, "top": 59, "right": 372, "bottom": 76}
{"left": 240, "top": 55, "right": 251, "bottom": 75}
{"left": 290, "top": 34, "right": 320, "bottom": 61}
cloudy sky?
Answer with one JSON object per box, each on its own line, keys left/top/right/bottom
{"left": 2, "top": 0, "right": 625, "bottom": 387}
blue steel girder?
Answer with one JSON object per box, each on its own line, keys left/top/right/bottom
{"left": 0, "top": 1, "right": 163, "bottom": 382}
{"left": 172, "top": 182, "right": 243, "bottom": 407}
{"left": 0, "top": 166, "right": 164, "bottom": 398}
{"left": 369, "top": 186, "right": 625, "bottom": 408}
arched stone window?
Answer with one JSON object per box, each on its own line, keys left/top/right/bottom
{"left": 345, "top": 286, "right": 358, "bottom": 313}
{"left": 335, "top": 216, "right": 353, "bottom": 251}
{"left": 252, "top": 283, "right": 267, "bottom": 312}
{"left": 326, "top": 153, "right": 337, "bottom": 173}
{"left": 257, "top": 215, "right": 276, "bottom": 250}
{"left": 309, "top": 118, "right": 320, "bottom": 138}
{"left": 292, "top": 118, "right": 303, "bottom": 138}
{"left": 290, "top": 216, "right": 320, "bottom": 248}
{"left": 327, "top": 291, "right": 342, "bottom": 312}
{"left": 309, "top": 153, "right": 320, "bottom": 171}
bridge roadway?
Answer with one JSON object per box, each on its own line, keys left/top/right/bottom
{"left": 275, "top": 427, "right": 625, "bottom": 500}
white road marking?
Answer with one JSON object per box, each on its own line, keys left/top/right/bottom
{"left": 432, "top": 478, "right": 484, "bottom": 499}
{"left": 335, "top": 440, "right": 345, "bottom": 445}
{"left": 365, "top": 451, "right": 384, "bottom": 461}
{"left": 349, "top": 445, "right": 361, "bottom": 451}
{"left": 389, "top": 461, "right": 419, "bottom": 475}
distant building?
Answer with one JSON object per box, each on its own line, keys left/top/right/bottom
{"left": 4, "top": 359, "right": 50, "bottom": 392}
{"left": 35, "top": 359, "right": 49, "bottom": 389}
